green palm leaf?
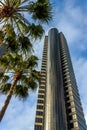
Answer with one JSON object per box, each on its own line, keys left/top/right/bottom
{"left": 28, "top": 1, "right": 52, "bottom": 23}
{"left": 18, "top": 36, "right": 32, "bottom": 54}
{"left": 31, "top": 69, "right": 40, "bottom": 81}
{"left": 5, "top": 36, "right": 19, "bottom": 52}
{"left": 0, "top": 83, "right": 11, "bottom": 94}
{"left": 28, "top": 24, "right": 44, "bottom": 40}
{"left": 14, "top": 85, "right": 28, "bottom": 99}
{"left": 0, "top": 72, "right": 4, "bottom": 79}
{"left": 26, "top": 55, "right": 38, "bottom": 68}
{"left": 4, "top": 24, "right": 16, "bottom": 37}
{"left": 27, "top": 77, "right": 37, "bottom": 90}
{"left": 17, "top": 19, "right": 29, "bottom": 34}
{"left": 2, "top": 75, "right": 10, "bottom": 83}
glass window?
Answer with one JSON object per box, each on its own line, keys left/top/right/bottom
{"left": 38, "top": 95, "right": 44, "bottom": 98}
{"left": 67, "top": 102, "right": 70, "bottom": 107}
{"left": 40, "top": 86, "right": 45, "bottom": 89}
{"left": 37, "top": 105, "right": 44, "bottom": 109}
{"left": 70, "top": 123, "right": 73, "bottom": 128}
{"left": 69, "top": 115, "right": 72, "bottom": 120}
{"left": 65, "top": 91, "right": 68, "bottom": 95}
{"left": 35, "top": 125, "right": 42, "bottom": 130}
{"left": 38, "top": 100, "right": 44, "bottom": 104}
{"left": 39, "top": 90, "right": 45, "bottom": 93}
{"left": 36, "top": 111, "right": 43, "bottom": 116}
{"left": 66, "top": 96, "right": 69, "bottom": 101}
{"left": 68, "top": 108, "right": 71, "bottom": 113}
{"left": 35, "top": 118, "right": 43, "bottom": 123}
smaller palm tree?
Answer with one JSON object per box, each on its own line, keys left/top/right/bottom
{"left": 0, "top": 52, "right": 40, "bottom": 122}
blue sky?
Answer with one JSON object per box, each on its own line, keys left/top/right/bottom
{"left": 0, "top": 0, "right": 87, "bottom": 129}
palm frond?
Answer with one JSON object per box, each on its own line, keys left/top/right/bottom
{"left": 0, "top": 0, "right": 53, "bottom": 37}
{"left": 17, "top": 75, "right": 28, "bottom": 85}
{"left": 0, "top": 56, "right": 10, "bottom": 69}
{"left": 18, "top": 36, "right": 32, "bottom": 54}
{"left": 1, "top": 75, "right": 10, "bottom": 83}
{"left": 12, "top": 0, "right": 21, "bottom": 8}
{"left": 0, "top": 53, "right": 20, "bottom": 69}
{"left": 14, "top": 13, "right": 30, "bottom": 25}
{"left": 27, "top": 77, "right": 37, "bottom": 90}
{"left": 28, "top": 1, "right": 52, "bottom": 23}
{"left": 5, "top": 36, "right": 19, "bottom": 52}
{"left": 0, "top": 72, "right": 4, "bottom": 79}
{"left": 17, "top": 19, "right": 29, "bottom": 34}
{"left": 26, "top": 55, "right": 38, "bottom": 68}
{"left": 14, "top": 85, "right": 28, "bottom": 99}
{"left": 0, "top": 83, "right": 11, "bottom": 94}
{"left": 31, "top": 69, "right": 40, "bottom": 81}
{"left": 3, "top": 24, "right": 16, "bottom": 37}
{"left": 28, "top": 23, "right": 44, "bottom": 40}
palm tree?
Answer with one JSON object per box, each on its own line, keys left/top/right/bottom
{"left": 0, "top": 52, "right": 40, "bottom": 122}
{"left": 0, "top": 0, "right": 52, "bottom": 36}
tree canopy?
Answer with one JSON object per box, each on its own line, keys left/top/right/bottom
{"left": 0, "top": 0, "right": 52, "bottom": 36}
{"left": 0, "top": 51, "right": 40, "bottom": 121}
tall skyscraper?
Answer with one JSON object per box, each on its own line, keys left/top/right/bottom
{"left": 34, "top": 28, "right": 86, "bottom": 130}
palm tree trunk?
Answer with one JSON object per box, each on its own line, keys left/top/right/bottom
{"left": 0, "top": 78, "right": 18, "bottom": 122}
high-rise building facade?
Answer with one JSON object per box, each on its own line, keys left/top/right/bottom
{"left": 34, "top": 28, "right": 86, "bottom": 130}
